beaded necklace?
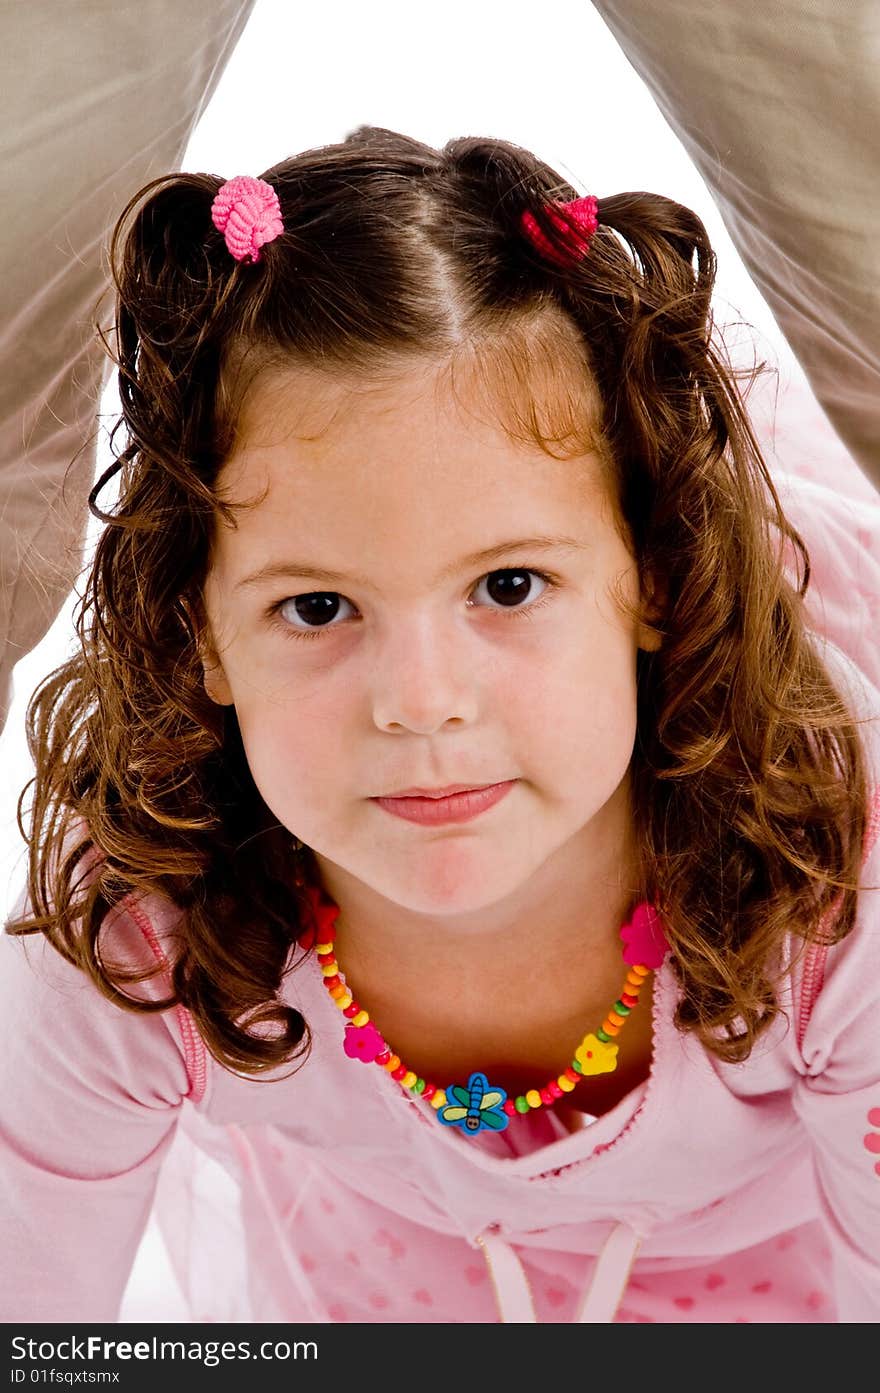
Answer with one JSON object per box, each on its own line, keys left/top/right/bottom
{"left": 303, "top": 883, "right": 668, "bottom": 1136}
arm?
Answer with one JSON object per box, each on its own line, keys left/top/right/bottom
{"left": 0, "top": 907, "right": 194, "bottom": 1322}
{"left": 789, "top": 637, "right": 880, "bottom": 1321}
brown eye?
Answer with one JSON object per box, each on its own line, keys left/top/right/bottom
{"left": 278, "top": 592, "right": 355, "bottom": 631}
{"left": 471, "top": 569, "right": 549, "bottom": 609}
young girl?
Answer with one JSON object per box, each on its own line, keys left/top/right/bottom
{"left": 3, "top": 126, "right": 879, "bottom": 1326}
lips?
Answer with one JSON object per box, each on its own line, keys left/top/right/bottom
{"left": 370, "top": 780, "right": 516, "bottom": 826}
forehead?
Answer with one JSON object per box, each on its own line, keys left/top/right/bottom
{"left": 207, "top": 348, "right": 629, "bottom": 587}
{"left": 214, "top": 328, "right": 616, "bottom": 536}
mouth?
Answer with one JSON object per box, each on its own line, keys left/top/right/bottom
{"left": 369, "top": 780, "right": 517, "bottom": 826}
{"left": 377, "top": 782, "right": 507, "bottom": 799}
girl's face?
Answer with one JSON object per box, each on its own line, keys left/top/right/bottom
{"left": 202, "top": 361, "right": 661, "bottom": 923}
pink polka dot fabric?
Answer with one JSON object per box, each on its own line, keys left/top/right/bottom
{"left": 144, "top": 1116, "right": 839, "bottom": 1324}
{"left": 285, "top": 1205, "right": 835, "bottom": 1324}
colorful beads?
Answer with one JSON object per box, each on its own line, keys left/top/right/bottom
{"left": 310, "top": 882, "right": 665, "bottom": 1132}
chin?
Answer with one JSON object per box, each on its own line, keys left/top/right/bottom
{"left": 359, "top": 840, "right": 539, "bottom": 919}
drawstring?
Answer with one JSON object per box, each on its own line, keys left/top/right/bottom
{"left": 475, "top": 1230, "right": 537, "bottom": 1322}
{"left": 476, "top": 1221, "right": 642, "bottom": 1324}
{"left": 575, "top": 1221, "right": 642, "bottom": 1322}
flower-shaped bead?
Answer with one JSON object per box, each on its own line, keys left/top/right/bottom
{"left": 575, "top": 1033, "right": 619, "bottom": 1075}
{"left": 343, "top": 1022, "right": 386, "bottom": 1063}
{"left": 619, "top": 902, "right": 668, "bottom": 968}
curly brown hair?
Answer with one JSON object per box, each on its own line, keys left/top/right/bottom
{"left": 7, "top": 125, "right": 873, "bottom": 1075}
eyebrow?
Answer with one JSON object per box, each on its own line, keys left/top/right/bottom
{"left": 233, "top": 535, "right": 589, "bottom": 592}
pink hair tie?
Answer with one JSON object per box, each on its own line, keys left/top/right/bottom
{"left": 211, "top": 175, "right": 284, "bottom": 264}
{"left": 520, "top": 194, "right": 599, "bottom": 267}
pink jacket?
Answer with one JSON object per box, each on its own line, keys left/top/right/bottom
{"left": 3, "top": 468, "right": 880, "bottom": 1324}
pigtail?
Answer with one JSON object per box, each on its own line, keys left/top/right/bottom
{"left": 96, "top": 171, "right": 274, "bottom": 526}
{"left": 84, "top": 175, "right": 237, "bottom": 744}
{"left": 566, "top": 195, "right": 720, "bottom": 480}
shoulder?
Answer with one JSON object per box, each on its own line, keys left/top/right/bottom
{"left": 793, "top": 635, "right": 880, "bottom": 1073}
{"left": 2, "top": 822, "right": 208, "bottom": 1104}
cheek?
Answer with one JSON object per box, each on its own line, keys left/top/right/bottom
{"left": 232, "top": 677, "right": 354, "bottom": 805}
{"left": 514, "top": 624, "right": 639, "bottom": 776}
{"left": 225, "top": 634, "right": 352, "bottom": 719}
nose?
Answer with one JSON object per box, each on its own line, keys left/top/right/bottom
{"left": 371, "top": 613, "right": 479, "bottom": 734}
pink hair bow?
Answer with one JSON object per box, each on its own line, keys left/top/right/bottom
{"left": 211, "top": 175, "right": 284, "bottom": 263}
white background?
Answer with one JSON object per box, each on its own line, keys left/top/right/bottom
{"left": 0, "top": 0, "right": 873, "bottom": 1317}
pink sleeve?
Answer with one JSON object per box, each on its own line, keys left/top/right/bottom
{"left": 0, "top": 899, "right": 195, "bottom": 1321}
{"left": 791, "top": 644, "right": 880, "bottom": 1322}
{"left": 792, "top": 855, "right": 880, "bottom": 1321}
